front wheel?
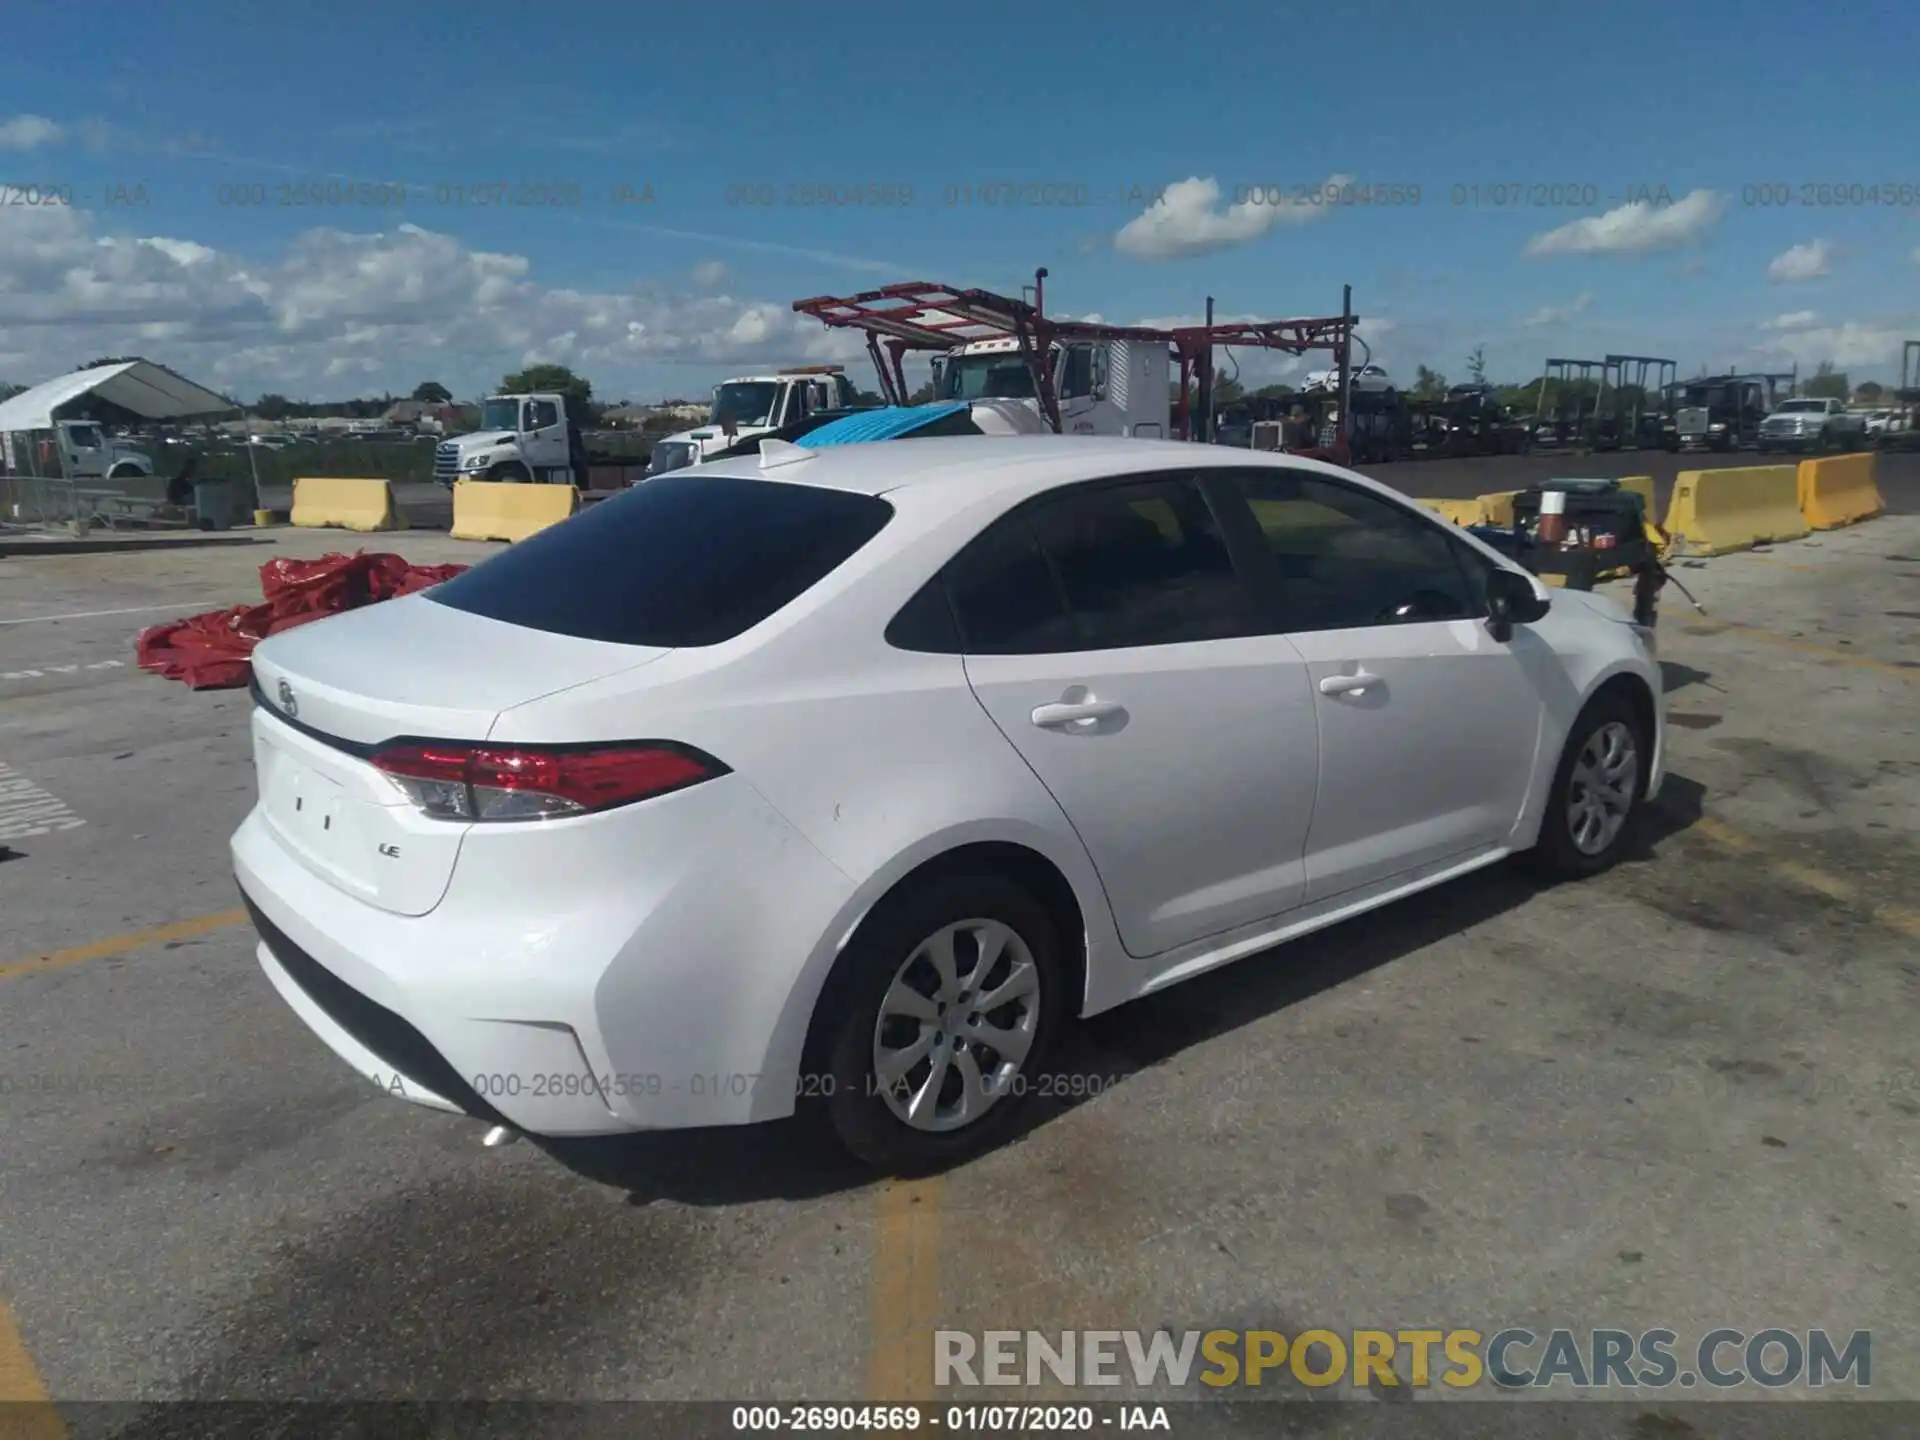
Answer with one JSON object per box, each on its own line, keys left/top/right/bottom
{"left": 486, "top": 462, "right": 531, "bottom": 483}
{"left": 1517, "top": 692, "right": 1648, "bottom": 880}
{"left": 817, "top": 872, "right": 1064, "bottom": 1174}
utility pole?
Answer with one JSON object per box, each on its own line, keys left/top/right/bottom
{"left": 1197, "top": 295, "right": 1215, "bottom": 444}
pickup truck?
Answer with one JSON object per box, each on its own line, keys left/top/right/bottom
{"left": 1756, "top": 398, "right": 1867, "bottom": 454}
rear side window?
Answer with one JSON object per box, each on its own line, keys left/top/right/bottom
{"left": 941, "top": 476, "right": 1259, "bottom": 654}
{"left": 945, "top": 517, "right": 1080, "bottom": 654}
{"left": 427, "top": 474, "right": 892, "bottom": 646}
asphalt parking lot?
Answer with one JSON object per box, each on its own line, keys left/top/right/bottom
{"left": 1, "top": 501, "right": 1916, "bottom": 1432}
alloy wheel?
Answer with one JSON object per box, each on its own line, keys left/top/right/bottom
{"left": 1567, "top": 720, "right": 1639, "bottom": 856}
{"left": 871, "top": 919, "right": 1042, "bottom": 1133}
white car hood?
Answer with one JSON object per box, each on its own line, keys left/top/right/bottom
{"left": 453, "top": 431, "right": 517, "bottom": 450}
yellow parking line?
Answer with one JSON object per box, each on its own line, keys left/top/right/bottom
{"left": 0, "top": 909, "right": 249, "bottom": 983}
{"left": 1691, "top": 819, "right": 1916, "bottom": 943}
{"left": 1681, "top": 620, "right": 1917, "bottom": 679}
{"left": 867, "top": 1177, "right": 945, "bottom": 1403}
{"left": 0, "top": 1297, "right": 64, "bottom": 1437}
{"left": 1874, "top": 906, "right": 1920, "bottom": 942}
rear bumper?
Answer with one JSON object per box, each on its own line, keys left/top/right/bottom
{"left": 232, "top": 774, "right": 859, "bottom": 1137}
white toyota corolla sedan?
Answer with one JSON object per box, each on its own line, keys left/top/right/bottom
{"left": 233, "top": 436, "right": 1663, "bottom": 1173}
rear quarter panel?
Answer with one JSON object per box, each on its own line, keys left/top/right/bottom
{"left": 487, "top": 493, "right": 1128, "bottom": 1030}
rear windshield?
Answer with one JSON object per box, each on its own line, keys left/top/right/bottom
{"left": 426, "top": 474, "right": 893, "bottom": 646}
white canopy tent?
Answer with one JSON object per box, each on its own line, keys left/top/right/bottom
{"left": 0, "top": 360, "right": 240, "bottom": 529}
{"left": 0, "top": 359, "right": 235, "bottom": 433}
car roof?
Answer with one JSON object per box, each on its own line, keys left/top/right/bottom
{"left": 683, "top": 433, "right": 1414, "bottom": 509}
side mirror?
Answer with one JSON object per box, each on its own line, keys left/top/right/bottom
{"left": 1485, "top": 568, "right": 1549, "bottom": 642}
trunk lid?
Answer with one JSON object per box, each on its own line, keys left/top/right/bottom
{"left": 248, "top": 596, "right": 669, "bottom": 915}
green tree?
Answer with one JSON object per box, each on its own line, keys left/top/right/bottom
{"left": 1804, "top": 361, "right": 1849, "bottom": 401}
{"left": 906, "top": 381, "right": 937, "bottom": 405}
{"left": 1248, "top": 383, "right": 1295, "bottom": 401}
{"left": 412, "top": 381, "right": 453, "bottom": 404}
{"left": 254, "top": 393, "right": 295, "bottom": 421}
{"left": 1854, "top": 380, "right": 1883, "bottom": 403}
{"left": 0, "top": 381, "right": 25, "bottom": 402}
{"left": 501, "top": 364, "right": 597, "bottom": 421}
{"left": 1466, "top": 346, "right": 1488, "bottom": 386}
{"left": 1212, "top": 375, "right": 1246, "bottom": 405}
{"left": 1412, "top": 365, "right": 1448, "bottom": 399}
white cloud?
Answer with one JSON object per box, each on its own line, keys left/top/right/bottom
{"left": 1114, "top": 174, "right": 1351, "bottom": 260}
{"left": 0, "top": 114, "right": 62, "bottom": 150}
{"left": 0, "top": 205, "right": 868, "bottom": 398}
{"left": 1767, "top": 240, "right": 1834, "bottom": 282}
{"left": 139, "top": 237, "right": 216, "bottom": 267}
{"left": 692, "top": 259, "right": 728, "bottom": 289}
{"left": 1524, "top": 189, "right": 1726, "bottom": 257}
{"left": 0, "top": 114, "right": 119, "bottom": 153}
{"left": 1522, "top": 292, "right": 1594, "bottom": 327}
{"left": 1748, "top": 320, "right": 1907, "bottom": 372}
{"left": 1760, "top": 310, "right": 1820, "bottom": 331}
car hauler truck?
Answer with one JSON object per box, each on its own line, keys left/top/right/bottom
{"left": 792, "top": 270, "right": 1363, "bottom": 462}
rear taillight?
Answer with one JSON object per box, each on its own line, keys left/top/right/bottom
{"left": 370, "top": 742, "right": 723, "bottom": 822}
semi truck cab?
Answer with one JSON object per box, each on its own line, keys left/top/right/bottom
{"left": 931, "top": 337, "right": 1170, "bottom": 438}
{"left": 434, "top": 393, "right": 584, "bottom": 485}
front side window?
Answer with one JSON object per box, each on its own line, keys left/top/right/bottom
{"left": 525, "top": 400, "right": 559, "bottom": 430}
{"left": 1223, "top": 470, "right": 1480, "bottom": 631}
{"left": 1058, "top": 346, "right": 1094, "bottom": 399}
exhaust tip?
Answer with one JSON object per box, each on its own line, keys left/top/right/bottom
{"left": 482, "top": 1124, "right": 523, "bottom": 1148}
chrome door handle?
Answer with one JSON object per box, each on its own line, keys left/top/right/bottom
{"left": 1031, "top": 700, "right": 1124, "bottom": 728}
{"left": 1318, "top": 671, "right": 1378, "bottom": 696}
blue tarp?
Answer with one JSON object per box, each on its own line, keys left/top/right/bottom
{"left": 800, "top": 402, "right": 970, "bottom": 446}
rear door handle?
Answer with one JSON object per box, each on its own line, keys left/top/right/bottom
{"left": 1318, "top": 671, "right": 1378, "bottom": 696}
{"left": 1031, "top": 700, "right": 1124, "bottom": 728}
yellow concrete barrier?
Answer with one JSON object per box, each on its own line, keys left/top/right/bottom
{"left": 290, "top": 477, "right": 408, "bottom": 532}
{"left": 451, "top": 480, "right": 580, "bottom": 543}
{"left": 1478, "top": 490, "right": 1520, "bottom": 527}
{"left": 1796, "top": 452, "right": 1883, "bottom": 530}
{"left": 1415, "top": 498, "right": 1486, "bottom": 526}
{"left": 1662, "top": 465, "right": 1807, "bottom": 557}
{"left": 1618, "top": 474, "right": 1655, "bottom": 518}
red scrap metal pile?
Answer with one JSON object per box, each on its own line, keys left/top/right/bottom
{"left": 135, "top": 551, "right": 469, "bottom": 691}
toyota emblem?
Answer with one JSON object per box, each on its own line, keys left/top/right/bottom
{"left": 277, "top": 679, "right": 298, "bottom": 717}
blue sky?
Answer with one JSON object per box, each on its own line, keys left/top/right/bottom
{"left": 2, "top": 0, "right": 1917, "bottom": 402}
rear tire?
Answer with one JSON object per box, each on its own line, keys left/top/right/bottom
{"left": 816, "top": 872, "right": 1065, "bottom": 1175}
{"left": 1517, "top": 691, "right": 1648, "bottom": 880}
